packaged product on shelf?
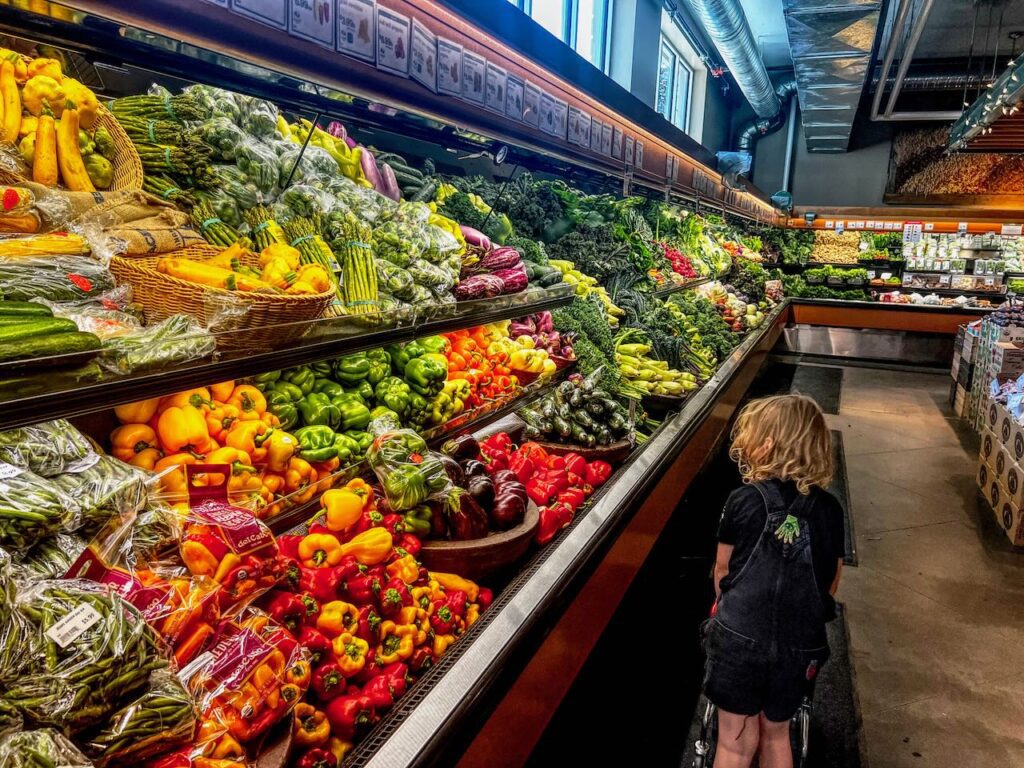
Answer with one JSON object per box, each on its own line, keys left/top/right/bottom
{"left": 0, "top": 418, "right": 93, "bottom": 476}
{"left": 51, "top": 453, "right": 152, "bottom": 534}
{"left": 18, "top": 532, "right": 89, "bottom": 580}
{"left": 0, "top": 729, "right": 92, "bottom": 768}
{"left": 98, "top": 313, "right": 216, "bottom": 374}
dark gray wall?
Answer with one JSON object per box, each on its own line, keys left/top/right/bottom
{"left": 701, "top": 77, "right": 733, "bottom": 153}
{"left": 790, "top": 118, "right": 893, "bottom": 207}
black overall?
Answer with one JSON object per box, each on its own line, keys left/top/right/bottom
{"left": 703, "top": 481, "right": 831, "bottom": 722}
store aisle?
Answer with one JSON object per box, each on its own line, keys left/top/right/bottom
{"left": 831, "top": 367, "right": 1024, "bottom": 768}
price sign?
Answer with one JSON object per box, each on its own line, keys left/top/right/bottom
{"left": 461, "top": 50, "right": 487, "bottom": 103}
{"left": 611, "top": 127, "right": 623, "bottom": 159}
{"left": 903, "top": 221, "right": 923, "bottom": 243}
{"left": 624, "top": 136, "right": 634, "bottom": 166}
{"left": 436, "top": 37, "right": 462, "bottom": 96}
{"left": 409, "top": 19, "right": 437, "bottom": 91}
{"left": 505, "top": 74, "right": 524, "bottom": 120}
{"left": 958, "top": 222, "right": 969, "bottom": 235}
{"left": 635, "top": 140, "right": 644, "bottom": 168}
{"left": 289, "top": 0, "right": 334, "bottom": 48}
{"left": 336, "top": 0, "right": 375, "bottom": 62}
{"left": 601, "top": 123, "right": 613, "bottom": 155}
{"left": 484, "top": 63, "right": 507, "bottom": 113}
{"left": 232, "top": 0, "right": 286, "bottom": 29}
{"left": 375, "top": 6, "right": 410, "bottom": 77}
{"left": 523, "top": 81, "right": 541, "bottom": 128}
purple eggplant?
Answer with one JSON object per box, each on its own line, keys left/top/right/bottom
{"left": 460, "top": 225, "right": 492, "bottom": 251}
{"left": 466, "top": 474, "right": 494, "bottom": 509}
{"left": 454, "top": 273, "right": 505, "bottom": 300}
{"left": 441, "top": 433, "right": 480, "bottom": 461}
{"left": 462, "top": 459, "right": 489, "bottom": 479}
{"left": 447, "top": 490, "right": 490, "bottom": 540}
{"left": 480, "top": 247, "right": 521, "bottom": 271}
{"left": 493, "top": 264, "right": 528, "bottom": 294}
{"left": 359, "top": 147, "right": 384, "bottom": 192}
{"left": 439, "top": 454, "right": 465, "bottom": 486}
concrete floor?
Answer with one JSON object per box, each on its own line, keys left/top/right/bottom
{"left": 828, "top": 366, "right": 1024, "bottom": 768}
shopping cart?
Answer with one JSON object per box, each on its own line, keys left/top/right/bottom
{"left": 690, "top": 689, "right": 814, "bottom": 768}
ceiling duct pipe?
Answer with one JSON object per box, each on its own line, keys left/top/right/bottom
{"left": 736, "top": 78, "right": 798, "bottom": 154}
{"left": 685, "top": 0, "right": 780, "bottom": 117}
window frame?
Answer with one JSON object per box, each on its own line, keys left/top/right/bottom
{"left": 656, "top": 35, "right": 693, "bottom": 133}
{"left": 510, "top": 0, "right": 613, "bottom": 73}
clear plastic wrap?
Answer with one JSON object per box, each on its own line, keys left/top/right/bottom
{"left": 194, "top": 188, "right": 243, "bottom": 229}
{"left": 84, "top": 669, "right": 197, "bottom": 767}
{"left": 406, "top": 283, "right": 434, "bottom": 305}
{"left": 18, "top": 533, "right": 89, "bottom": 580}
{"left": 237, "top": 95, "right": 280, "bottom": 139}
{"left": 0, "top": 419, "right": 93, "bottom": 476}
{"left": 0, "top": 730, "right": 91, "bottom": 768}
{"left": 99, "top": 314, "right": 216, "bottom": 375}
{"left": 372, "top": 203, "right": 432, "bottom": 267}
{"left": 366, "top": 426, "right": 454, "bottom": 511}
{"left": 204, "top": 164, "right": 262, "bottom": 211}
{"left": 0, "top": 255, "right": 115, "bottom": 302}
{"left": 375, "top": 259, "right": 415, "bottom": 298}
{"left": 278, "top": 183, "right": 341, "bottom": 219}
{"left": 189, "top": 116, "right": 248, "bottom": 161}
{"left": 235, "top": 137, "right": 281, "bottom": 195}
{"left": 408, "top": 258, "right": 456, "bottom": 291}
{"left": 277, "top": 144, "right": 338, "bottom": 187}
{"left": 425, "top": 223, "right": 461, "bottom": 263}
{"left": 183, "top": 84, "right": 242, "bottom": 123}
{"left": 46, "top": 300, "right": 142, "bottom": 341}
{"left": 3, "top": 579, "right": 169, "bottom": 731}
{"left": 51, "top": 453, "right": 152, "bottom": 534}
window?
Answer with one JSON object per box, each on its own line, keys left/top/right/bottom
{"left": 656, "top": 37, "right": 692, "bottom": 132}
{"left": 506, "top": 0, "right": 612, "bottom": 72}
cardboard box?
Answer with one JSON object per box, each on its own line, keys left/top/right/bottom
{"left": 983, "top": 394, "right": 1000, "bottom": 432}
{"left": 980, "top": 428, "right": 1000, "bottom": 464}
{"left": 954, "top": 385, "right": 969, "bottom": 418}
{"left": 994, "top": 496, "right": 1024, "bottom": 547}
{"left": 957, "top": 358, "right": 974, "bottom": 389}
{"left": 995, "top": 444, "right": 1013, "bottom": 482}
{"left": 997, "top": 402, "right": 1016, "bottom": 444}
{"left": 951, "top": 349, "right": 962, "bottom": 379}
{"left": 987, "top": 474, "right": 1005, "bottom": 510}
{"left": 978, "top": 459, "right": 995, "bottom": 493}
{"left": 983, "top": 323, "right": 1024, "bottom": 344}
{"left": 962, "top": 330, "right": 977, "bottom": 359}
{"left": 1004, "top": 460, "right": 1024, "bottom": 506}
{"left": 1010, "top": 421, "right": 1024, "bottom": 464}
{"left": 988, "top": 342, "right": 1024, "bottom": 379}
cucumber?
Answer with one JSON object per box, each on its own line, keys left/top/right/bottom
{"left": 391, "top": 169, "right": 424, "bottom": 188}
{"left": 0, "top": 318, "right": 79, "bottom": 343}
{"left": 0, "top": 331, "right": 101, "bottom": 362}
{"left": 409, "top": 181, "right": 437, "bottom": 203}
{"left": 0, "top": 301, "right": 51, "bottom": 317}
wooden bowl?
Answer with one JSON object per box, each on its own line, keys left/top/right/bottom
{"left": 642, "top": 392, "right": 690, "bottom": 417}
{"left": 419, "top": 503, "right": 539, "bottom": 580}
{"left": 533, "top": 436, "right": 635, "bottom": 464}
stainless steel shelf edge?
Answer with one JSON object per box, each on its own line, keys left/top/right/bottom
{"left": 357, "top": 301, "right": 789, "bottom": 767}
{"left": 651, "top": 276, "right": 714, "bottom": 299}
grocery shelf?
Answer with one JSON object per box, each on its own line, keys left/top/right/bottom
{"left": 650, "top": 276, "right": 714, "bottom": 299}
{"left": 0, "top": 291, "right": 574, "bottom": 433}
{"left": 346, "top": 300, "right": 790, "bottom": 768}
{"left": 790, "top": 297, "right": 998, "bottom": 315}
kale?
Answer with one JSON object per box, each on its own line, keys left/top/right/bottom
{"left": 505, "top": 235, "right": 548, "bottom": 265}
{"left": 547, "top": 224, "right": 630, "bottom": 281}
{"left": 552, "top": 295, "right": 616, "bottom": 366}
{"left": 728, "top": 258, "right": 767, "bottom": 302}
{"left": 570, "top": 333, "right": 621, "bottom": 393}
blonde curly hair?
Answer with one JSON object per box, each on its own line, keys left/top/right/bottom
{"left": 729, "top": 394, "right": 833, "bottom": 495}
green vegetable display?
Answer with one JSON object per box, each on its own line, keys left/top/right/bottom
{"left": 0, "top": 419, "right": 92, "bottom": 477}
{"left": 0, "top": 729, "right": 92, "bottom": 768}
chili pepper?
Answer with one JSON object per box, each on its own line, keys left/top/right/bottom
{"left": 317, "top": 600, "right": 359, "bottom": 637}
{"left": 299, "top": 625, "right": 332, "bottom": 667}
{"left": 287, "top": 658, "right": 312, "bottom": 688}
{"left": 379, "top": 577, "right": 412, "bottom": 618}
{"left": 228, "top": 384, "right": 267, "bottom": 420}
{"left": 282, "top": 365, "right": 317, "bottom": 395}
{"left": 298, "top": 592, "right": 321, "bottom": 625}
{"left": 267, "top": 590, "right": 306, "bottom": 633}
{"left": 333, "top": 353, "right": 371, "bottom": 384}
{"left": 298, "top": 532, "right": 344, "bottom": 568}
{"left": 296, "top": 747, "right": 336, "bottom": 768}
{"left": 535, "top": 502, "right": 574, "bottom": 545}
{"left": 312, "top": 661, "right": 347, "bottom": 701}
{"left": 293, "top": 702, "right": 330, "bottom": 747}
{"left": 556, "top": 487, "right": 587, "bottom": 511}
{"left": 320, "top": 488, "right": 364, "bottom": 532}
{"left": 332, "top": 631, "right": 369, "bottom": 676}
{"left": 355, "top": 604, "right": 382, "bottom": 646}
{"left": 585, "top": 460, "right": 612, "bottom": 487}
{"left": 225, "top": 419, "right": 272, "bottom": 462}
{"left": 294, "top": 425, "right": 338, "bottom": 462}
{"left": 324, "top": 694, "right": 374, "bottom": 741}
{"left": 376, "top": 620, "right": 416, "bottom": 664}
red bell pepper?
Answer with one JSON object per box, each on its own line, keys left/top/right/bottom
{"left": 585, "top": 460, "right": 612, "bottom": 487}
{"left": 267, "top": 591, "right": 306, "bottom": 634}
{"left": 517, "top": 441, "right": 549, "bottom": 464}
{"left": 379, "top": 577, "right": 412, "bottom": 618}
{"left": 430, "top": 590, "right": 466, "bottom": 635}
{"left": 508, "top": 452, "right": 535, "bottom": 484}
{"left": 350, "top": 647, "right": 382, "bottom": 686}
{"left": 298, "top": 592, "right": 321, "bottom": 625}
{"left": 353, "top": 508, "right": 385, "bottom": 534}
{"left": 296, "top": 747, "right": 336, "bottom": 768}
{"left": 277, "top": 534, "right": 303, "bottom": 559}
{"left": 525, "top": 469, "right": 569, "bottom": 506}
{"left": 299, "top": 625, "right": 332, "bottom": 667}
{"left": 562, "top": 452, "right": 587, "bottom": 477}
{"left": 409, "top": 645, "right": 434, "bottom": 673}
{"left": 362, "top": 673, "right": 400, "bottom": 711}
{"left": 393, "top": 532, "right": 422, "bottom": 558}
{"left": 344, "top": 570, "right": 381, "bottom": 605}
{"left": 535, "top": 502, "right": 574, "bottom": 545}
{"left": 355, "top": 605, "right": 383, "bottom": 646}
{"left": 300, "top": 565, "right": 343, "bottom": 604}
{"left": 481, "top": 432, "right": 512, "bottom": 454}
{"left": 282, "top": 557, "right": 303, "bottom": 592}
{"left": 380, "top": 513, "right": 406, "bottom": 537}
{"left": 556, "top": 487, "right": 586, "bottom": 512}
{"left": 477, "top": 587, "right": 494, "bottom": 610}
{"left": 312, "top": 661, "right": 347, "bottom": 701}
{"left": 324, "top": 694, "right": 374, "bottom": 741}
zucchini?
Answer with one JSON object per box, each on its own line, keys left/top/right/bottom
{"left": 0, "top": 331, "right": 101, "bottom": 362}
{"left": 409, "top": 181, "right": 437, "bottom": 203}
{"left": 391, "top": 169, "right": 424, "bottom": 188}
{"left": 0, "top": 301, "right": 51, "bottom": 317}
{"left": 374, "top": 152, "right": 408, "bottom": 167}
{"left": 0, "top": 318, "right": 79, "bottom": 342}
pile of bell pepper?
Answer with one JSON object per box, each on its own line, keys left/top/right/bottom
{"left": 110, "top": 383, "right": 348, "bottom": 520}
{"left": 442, "top": 325, "right": 526, "bottom": 408}
{"left": 265, "top": 479, "right": 491, "bottom": 764}
{"left": 477, "top": 433, "right": 613, "bottom": 545}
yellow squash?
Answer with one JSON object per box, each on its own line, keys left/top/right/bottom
{"left": 0, "top": 61, "right": 21, "bottom": 144}
{"left": 32, "top": 113, "right": 57, "bottom": 186}
{"left": 56, "top": 106, "right": 94, "bottom": 191}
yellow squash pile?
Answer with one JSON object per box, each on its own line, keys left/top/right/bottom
{"left": 157, "top": 240, "right": 332, "bottom": 295}
{"left": 1, "top": 52, "right": 112, "bottom": 191}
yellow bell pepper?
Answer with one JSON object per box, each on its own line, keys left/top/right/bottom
{"left": 61, "top": 77, "right": 98, "bottom": 128}
{"left": 113, "top": 396, "right": 161, "bottom": 424}
{"left": 320, "top": 488, "right": 364, "bottom": 533}
{"left": 317, "top": 600, "right": 359, "bottom": 637}
{"left": 298, "top": 532, "right": 344, "bottom": 569}
{"left": 265, "top": 430, "right": 298, "bottom": 473}
{"left": 260, "top": 256, "right": 297, "bottom": 290}
{"left": 110, "top": 423, "right": 159, "bottom": 462}
{"left": 429, "top": 571, "right": 480, "bottom": 603}
{"left": 338, "top": 527, "right": 392, "bottom": 565}
{"left": 376, "top": 621, "right": 416, "bottom": 664}
{"left": 22, "top": 75, "right": 63, "bottom": 117}
{"left": 157, "top": 405, "right": 212, "bottom": 454}
{"left": 331, "top": 632, "right": 369, "bottom": 676}
{"left": 296, "top": 263, "right": 332, "bottom": 293}
{"left": 386, "top": 554, "right": 420, "bottom": 585}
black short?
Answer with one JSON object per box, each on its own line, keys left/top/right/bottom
{"left": 701, "top": 618, "right": 829, "bottom": 722}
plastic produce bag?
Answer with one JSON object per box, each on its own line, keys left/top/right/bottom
{"left": 51, "top": 453, "right": 152, "bottom": 534}
{"left": 189, "top": 116, "right": 248, "bottom": 161}
{"left": 3, "top": 579, "right": 169, "bottom": 731}
{"left": 0, "top": 469, "right": 79, "bottom": 553}
{"left": 100, "top": 314, "right": 216, "bottom": 375}
{"left": 408, "top": 258, "right": 455, "bottom": 290}
{"left": 367, "top": 426, "right": 453, "bottom": 511}
{"left": 0, "top": 730, "right": 91, "bottom": 768}
{"left": 237, "top": 95, "right": 279, "bottom": 138}
{"left": 204, "top": 164, "right": 262, "bottom": 211}
{"left": 375, "top": 259, "right": 415, "bottom": 298}
{"left": 235, "top": 138, "right": 280, "bottom": 195}
{"left": 425, "top": 223, "right": 461, "bottom": 263}
{"left": 84, "top": 669, "right": 197, "bottom": 767}
{"left": 18, "top": 532, "right": 89, "bottom": 580}
{"left": 279, "top": 183, "right": 340, "bottom": 219}
{"left": 372, "top": 204, "right": 431, "bottom": 267}
{"left": 0, "top": 256, "right": 115, "bottom": 302}
{"left": 277, "top": 144, "right": 338, "bottom": 187}
{"left": 183, "top": 84, "right": 243, "bottom": 124}
{"left": 0, "top": 418, "right": 92, "bottom": 476}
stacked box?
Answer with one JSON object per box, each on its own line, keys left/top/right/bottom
{"left": 977, "top": 394, "right": 1024, "bottom": 546}
{"left": 970, "top": 318, "right": 1024, "bottom": 430}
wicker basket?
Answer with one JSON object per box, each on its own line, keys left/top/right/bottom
{"left": 110, "top": 244, "right": 334, "bottom": 347}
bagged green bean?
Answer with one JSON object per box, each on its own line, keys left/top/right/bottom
{"left": 0, "top": 702, "right": 19, "bottom": 740}
{"left": 52, "top": 454, "right": 152, "bottom": 534}
{"left": 18, "top": 533, "right": 89, "bottom": 580}
{"left": 0, "top": 729, "right": 91, "bottom": 768}
{"left": 100, "top": 314, "right": 216, "bottom": 375}
{"left": 0, "top": 466, "right": 77, "bottom": 552}
{"left": 127, "top": 504, "right": 180, "bottom": 563}
{"left": 84, "top": 669, "right": 196, "bottom": 766}
{"left": 2, "top": 579, "right": 169, "bottom": 732}
{"left": 0, "top": 419, "right": 92, "bottom": 476}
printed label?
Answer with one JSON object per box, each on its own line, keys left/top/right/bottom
{"left": 635, "top": 140, "right": 644, "bottom": 168}
{"left": 437, "top": 37, "right": 462, "bottom": 96}
{"left": 590, "top": 118, "right": 603, "bottom": 152}
{"left": 624, "top": 135, "right": 634, "bottom": 166}
{"left": 336, "top": 0, "right": 375, "bottom": 62}
{"left": 484, "top": 63, "right": 507, "bottom": 114}
{"left": 231, "top": 0, "right": 287, "bottom": 29}
{"left": 568, "top": 106, "right": 590, "bottom": 146}
{"left": 289, "top": 0, "right": 334, "bottom": 48}
{"left": 611, "top": 126, "right": 622, "bottom": 158}
{"left": 505, "top": 74, "right": 524, "bottom": 120}
{"left": 552, "top": 98, "right": 568, "bottom": 139}
{"left": 461, "top": 50, "right": 487, "bottom": 103}
{"left": 1001, "top": 224, "right": 1023, "bottom": 236}
{"left": 376, "top": 7, "right": 410, "bottom": 77}
{"left": 65, "top": 547, "right": 174, "bottom": 622}
{"left": 523, "top": 81, "right": 541, "bottom": 128}
{"left": 0, "top": 462, "right": 22, "bottom": 481}
{"left": 193, "top": 501, "right": 275, "bottom": 556}
{"left": 539, "top": 91, "right": 556, "bottom": 134}
{"left": 46, "top": 602, "right": 102, "bottom": 648}
{"left": 206, "top": 628, "right": 273, "bottom": 689}
{"left": 409, "top": 19, "right": 437, "bottom": 92}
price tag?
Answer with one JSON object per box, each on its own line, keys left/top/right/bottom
{"left": 925, "top": 222, "right": 935, "bottom": 231}
{"left": 409, "top": 19, "right": 437, "bottom": 92}
{"left": 903, "top": 221, "right": 923, "bottom": 243}
{"left": 958, "top": 221, "right": 969, "bottom": 235}
{"left": 1001, "top": 224, "right": 1023, "bottom": 236}
{"left": 46, "top": 602, "right": 102, "bottom": 648}
{"left": 601, "top": 123, "right": 613, "bottom": 155}
{"left": 336, "top": 0, "right": 375, "bottom": 62}
{"left": 461, "top": 50, "right": 487, "bottom": 104}
{"left": 288, "top": 0, "right": 333, "bottom": 48}
{"left": 635, "top": 140, "right": 644, "bottom": 168}
{"left": 484, "top": 62, "right": 507, "bottom": 113}
{"left": 624, "top": 136, "right": 635, "bottom": 167}
{"left": 0, "top": 463, "right": 21, "bottom": 481}
{"left": 436, "top": 37, "right": 462, "bottom": 96}
{"left": 622, "top": 169, "right": 633, "bottom": 197}
{"left": 824, "top": 220, "right": 834, "bottom": 229}
{"left": 836, "top": 221, "right": 845, "bottom": 234}
{"left": 375, "top": 7, "right": 410, "bottom": 77}
{"left": 231, "top": 0, "right": 286, "bottom": 29}
{"left": 505, "top": 74, "right": 524, "bottom": 120}
{"left": 612, "top": 127, "right": 623, "bottom": 159}
{"left": 523, "top": 81, "right": 541, "bottom": 128}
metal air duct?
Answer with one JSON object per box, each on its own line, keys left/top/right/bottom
{"left": 685, "top": 0, "right": 781, "bottom": 117}
{"left": 736, "top": 78, "right": 799, "bottom": 153}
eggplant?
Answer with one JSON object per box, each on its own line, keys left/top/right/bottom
{"left": 460, "top": 225, "right": 492, "bottom": 251}
{"left": 462, "top": 459, "right": 489, "bottom": 479}
{"left": 490, "top": 469, "right": 527, "bottom": 530}
{"left": 439, "top": 454, "right": 465, "bottom": 486}
{"left": 466, "top": 473, "right": 494, "bottom": 508}
{"left": 441, "top": 433, "right": 480, "bottom": 461}
{"left": 447, "top": 491, "right": 490, "bottom": 540}
{"left": 428, "top": 498, "right": 448, "bottom": 538}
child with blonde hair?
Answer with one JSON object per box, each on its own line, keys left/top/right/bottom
{"left": 704, "top": 395, "right": 845, "bottom": 768}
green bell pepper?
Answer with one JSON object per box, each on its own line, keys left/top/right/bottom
{"left": 405, "top": 392, "right": 429, "bottom": 427}
{"left": 366, "top": 349, "right": 391, "bottom": 385}
{"left": 298, "top": 392, "right": 341, "bottom": 429}
{"left": 333, "top": 353, "right": 371, "bottom": 384}
{"left": 402, "top": 504, "right": 432, "bottom": 537}
{"left": 314, "top": 378, "right": 346, "bottom": 398}
{"left": 332, "top": 432, "right": 360, "bottom": 464}
{"left": 429, "top": 391, "right": 455, "bottom": 425}
{"left": 369, "top": 405, "right": 400, "bottom": 424}
{"left": 266, "top": 381, "right": 304, "bottom": 429}
{"left": 251, "top": 370, "right": 282, "bottom": 387}
{"left": 374, "top": 377, "right": 411, "bottom": 419}
{"left": 417, "top": 336, "right": 449, "bottom": 356}
{"left": 386, "top": 341, "right": 424, "bottom": 374}
{"left": 345, "top": 430, "right": 373, "bottom": 454}
{"left": 309, "top": 360, "right": 333, "bottom": 378}
{"left": 331, "top": 393, "right": 372, "bottom": 431}
{"left": 345, "top": 380, "right": 374, "bottom": 403}
{"left": 405, "top": 356, "right": 447, "bottom": 397}
{"left": 282, "top": 366, "right": 316, "bottom": 396}
{"left": 295, "top": 425, "right": 339, "bottom": 462}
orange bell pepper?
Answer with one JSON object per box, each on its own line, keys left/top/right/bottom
{"left": 210, "top": 380, "right": 235, "bottom": 402}
{"left": 129, "top": 447, "right": 162, "bottom": 471}
{"left": 265, "top": 430, "right": 298, "bottom": 473}
{"left": 113, "top": 396, "right": 161, "bottom": 424}
{"left": 206, "top": 403, "right": 241, "bottom": 443}
{"left": 158, "top": 405, "right": 213, "bottom": 454}
{"left": 110, "top": 423, "right": 159, "bottom": 462}
{"left": 228, "top": 384, "right": 267, "bottom": 421}
{"left": 155, "top": 452, "right": 199, "bottom": 495}
{"left": 203, "top": 446, "right": 260, "bottom": 492}
{"left": 224, "top": 420, "right": 272, "bottom": 462}
{"left": 284, "top": 456, "right": 315, "bottom": 493}
{"left": 293, "top": 702, "right": 330, "bottom": 747}
{"left": 160, "top": 387, "right": 214, "bottom": 412}
{"left": 345, "top": 478, "right": 374, "bottom": 507}
{"left": 331, "top": 632, "right": 369, "bottom": 676}
{"left": 317, "top": 600, "right": 359, "bottom": 637}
